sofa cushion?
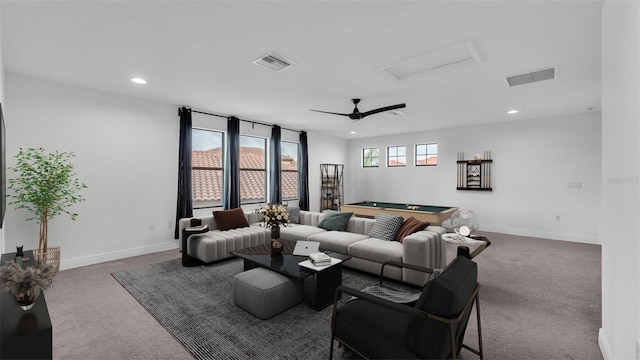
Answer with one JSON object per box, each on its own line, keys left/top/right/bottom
{"left": 287, "top": 206, "right": 301, "bottom": 224}
{"left": 395, "top": 217, "right": 429, "bottom": 242}
{"left": 317, "top": 210, "right": 353, "bottom": 231}
{"left": 307, "top": 231, "right": 369, "bottom": 254}
{"left": 279, "top": 224, "right": 327, "bottom": 241}
{"left": 369, "top": 213, "right": 405, "bottom": 241}
{"left": 347, "top": 238, "right": 403, "bottom": 264}
{"left": 213, "top": 208, "right": 250, "bottom": 231}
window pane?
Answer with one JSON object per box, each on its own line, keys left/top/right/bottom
{"left": 192, "top": 129, "right": 224, "bottom": 208}
{"left": 416, "top": 143, "right": 438, "bottom": 166}
{"left": 240, "top": 135, "right": 266, "bottom": 203}
{"left": 388, "top": 146, "right": 406, "bottom": 167}
{"left": 363, "top": 147, "right": 379, "bottom": 167}
{"left": 282, "top": 141, "right": 299, "bottom": 200}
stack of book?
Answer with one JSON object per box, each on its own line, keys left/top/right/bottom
{"left": 309, "top": 252, "right": 332, "bottom": 266}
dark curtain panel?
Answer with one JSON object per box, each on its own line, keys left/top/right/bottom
{"left": 298, "top": 131, "right": 310, "bottom": 211}
{"left": 174, "top": 107, "right": 193, "bottom": 239}
{"left": 224, "top": 116, "right": 241, "bottom": 209}
{"left": 269, "top": 125, "right": 282, "bottom": 204}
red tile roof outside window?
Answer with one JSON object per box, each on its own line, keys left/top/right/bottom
{"left": 192, "top": 147, "right": 298, "bottom": 206}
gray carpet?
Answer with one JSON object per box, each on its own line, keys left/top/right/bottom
{"left": 111, "top": 258, "right": 389, "bottom": 360}
{"left": 109, "top": 233, "right": 603, "bottom": 360}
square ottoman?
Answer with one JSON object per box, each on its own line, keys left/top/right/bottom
{"left": 232, "top": 267, "right": 303, "bottom": 319}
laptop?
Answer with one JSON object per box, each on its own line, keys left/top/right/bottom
{"left": 292, "top": 241, "right": 321, "bottom": 256}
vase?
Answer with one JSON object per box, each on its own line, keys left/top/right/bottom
{"left": 14, "top": 291, "right": 37, "bottom": 311}
{"left": 270, "top": 225, "right": 283, "bottom": 255}
{"left": 270, "top": 225, "right": 280, "bottom": 240}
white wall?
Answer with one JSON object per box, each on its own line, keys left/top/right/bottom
{"left": 4, "top": 73, "right": 179, "bottom": 269}
{"left": 599, "top": 1, "right": 640, "bottom": 359}
{"left": 347, "top": 112, "right": 602, "bottom": 244}
{"left": 0, "top": 1, "right": 5, "bottom": 252}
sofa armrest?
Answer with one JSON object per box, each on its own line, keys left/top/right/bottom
{"left": 402, "top": 229, "right": 445, "bottom": 286}
{"left": 178, "top": 216, "right": 218, "bottom": 241}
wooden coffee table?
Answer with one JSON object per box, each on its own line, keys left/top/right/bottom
{"left": 231, "top": 240, "right": 350, "bottom": 310}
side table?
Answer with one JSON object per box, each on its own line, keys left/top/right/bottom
{"left": 442, "top": 233, "right": 491, "bottom": 259}
{"left": 1, "top": 251, "right": 53, "bottom": 360}
{"left": 181, "top": 225, "right": 209, "bottom": 267}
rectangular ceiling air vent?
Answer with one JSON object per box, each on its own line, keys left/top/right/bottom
{"left": 253, "top": 52, "right": 295, "bottom": 72}
{"left": 383, "top": 110, "right": 405, "bottom": 117}
{"left": 506, "top": 67, "right": 557, "bottom": 87}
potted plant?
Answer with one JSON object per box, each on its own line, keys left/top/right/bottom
{"left": 8, "top": 148, "right": 87, "bottom": 274}
{"left": 0, "top": 261, "right": 55, "bottom": 310}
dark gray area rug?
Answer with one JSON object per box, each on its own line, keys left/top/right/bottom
{"left": 111, "top": 258, "right": 384, "bottom": 360}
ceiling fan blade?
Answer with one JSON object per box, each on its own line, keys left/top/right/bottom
{"left": 361, "top": 103, "right": 406, "bottom": 118}
{"left": 310, "top": 109, "right": 351, "bottom": 117}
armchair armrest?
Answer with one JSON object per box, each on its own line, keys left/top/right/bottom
{"left": 332, "top": 284, "right": 477, "bottom": 327}
{"left": 379, "top": 260, "right": 434, "bottom": 287}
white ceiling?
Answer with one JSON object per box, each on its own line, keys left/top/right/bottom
{"left": 1, "top": 1, "right": 603, "bottom": 139}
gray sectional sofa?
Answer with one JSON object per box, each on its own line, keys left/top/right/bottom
{"left": 178, "top": 210, "right": 446, "bottom": 286}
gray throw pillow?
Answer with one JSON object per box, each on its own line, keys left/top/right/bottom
{"left": 317, "top": 210, "right": 353, "bottom": 231}
{"left": 369, "top": 212, "right": 405, "bottom": 241}
{"left": 287, "top": 207, "right": 300, "bottom": 224}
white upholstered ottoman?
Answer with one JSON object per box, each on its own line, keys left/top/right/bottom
{"left": 232, "top": 267, "right": 303, "bottom": 319}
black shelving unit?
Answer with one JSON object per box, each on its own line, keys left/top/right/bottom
{"left": 320, "top": 164, "right": 344, "bottom": 211}
{"left": 456, "top": 152, "right": 493, "bottom": 191}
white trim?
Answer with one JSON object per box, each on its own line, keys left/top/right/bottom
{"left": 598, "top": 328, "right": 613, "bottom": 360}
{"left": 479, "top": 225, "right": 600, "bottom": 245}
{"left": 59, "top": 241, "right": 179, "bottom": 271}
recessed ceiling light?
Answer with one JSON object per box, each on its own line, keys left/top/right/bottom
{"left": 350, "top": 131, "right": 357, "bottom": 134}
{"left": 507, "top": 110, "right": 519, "bottom": 114}
{"left": 131, "top": 77, "right": 147, "bottom": 85}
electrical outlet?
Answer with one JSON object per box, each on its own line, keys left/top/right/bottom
{"left": 167, "top": 221, "right": 172, "bottom": 229}
{"left": 148, "top": 221, "right": 155, "bottom": 230}
{"left": 555, "top": 214, "right": 561, "bottom": 221}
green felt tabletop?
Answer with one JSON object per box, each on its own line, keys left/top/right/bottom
{"left": 348, "top": 201, "right": 452, "bottom": 213}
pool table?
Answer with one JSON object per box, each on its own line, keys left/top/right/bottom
{"left": 341, "top": 201, "right": 457, "bottom": 225}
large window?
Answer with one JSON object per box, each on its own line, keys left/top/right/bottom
{"left": 281, "top": 141, "right": 299, "bottom": 201}
{"left": 415, "top": 143, "right": 438, "bottom": 166}
{"left": 191, "top": 128, "right": 224, "bottom": 209}
{"left": 239, "top": 135, "right": 267, "bottom": 204}
{"left": 362, "top": 148, "right": 379, "bottom": 167}
{"left": 387, "top": 145, "right": 406, "bottom": 167}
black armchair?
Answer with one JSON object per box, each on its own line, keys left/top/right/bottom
{"left": 329, "top": 256, "right": 483, "bottom": 359}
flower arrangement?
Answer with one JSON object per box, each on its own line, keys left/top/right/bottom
{"left": 256, "top": 204, "right": 291, "bottom": 228}
{"left": 0, "top": 261, "right": 55, "bottom": 299}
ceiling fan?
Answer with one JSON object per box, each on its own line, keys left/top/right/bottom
{"left": 311, "top": 99, "right": 406, "bottom": 121}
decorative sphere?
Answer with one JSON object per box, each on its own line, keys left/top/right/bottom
{"left": 450, "top": 209, "right": 479, "bottom": 236}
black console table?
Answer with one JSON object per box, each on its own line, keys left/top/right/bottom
{"left": 0, "top": 251, "right": 53, "bottom": 360}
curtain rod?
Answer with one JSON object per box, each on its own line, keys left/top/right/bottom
{"left": 189, "top": 108, "right": 302, "bottom": 134}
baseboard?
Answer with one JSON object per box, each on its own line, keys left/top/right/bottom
{"left": 60, "top": 241, "right": 179, "bottom": 271}
{"left": 599, "top": 328, "right": 613, "bottom": 360}
{"left": 480, "top": 225, "right": 601, "bottom": 245}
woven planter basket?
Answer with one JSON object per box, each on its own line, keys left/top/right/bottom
{"left": 33, "top": 246, "right": 61, "bottom": 275}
